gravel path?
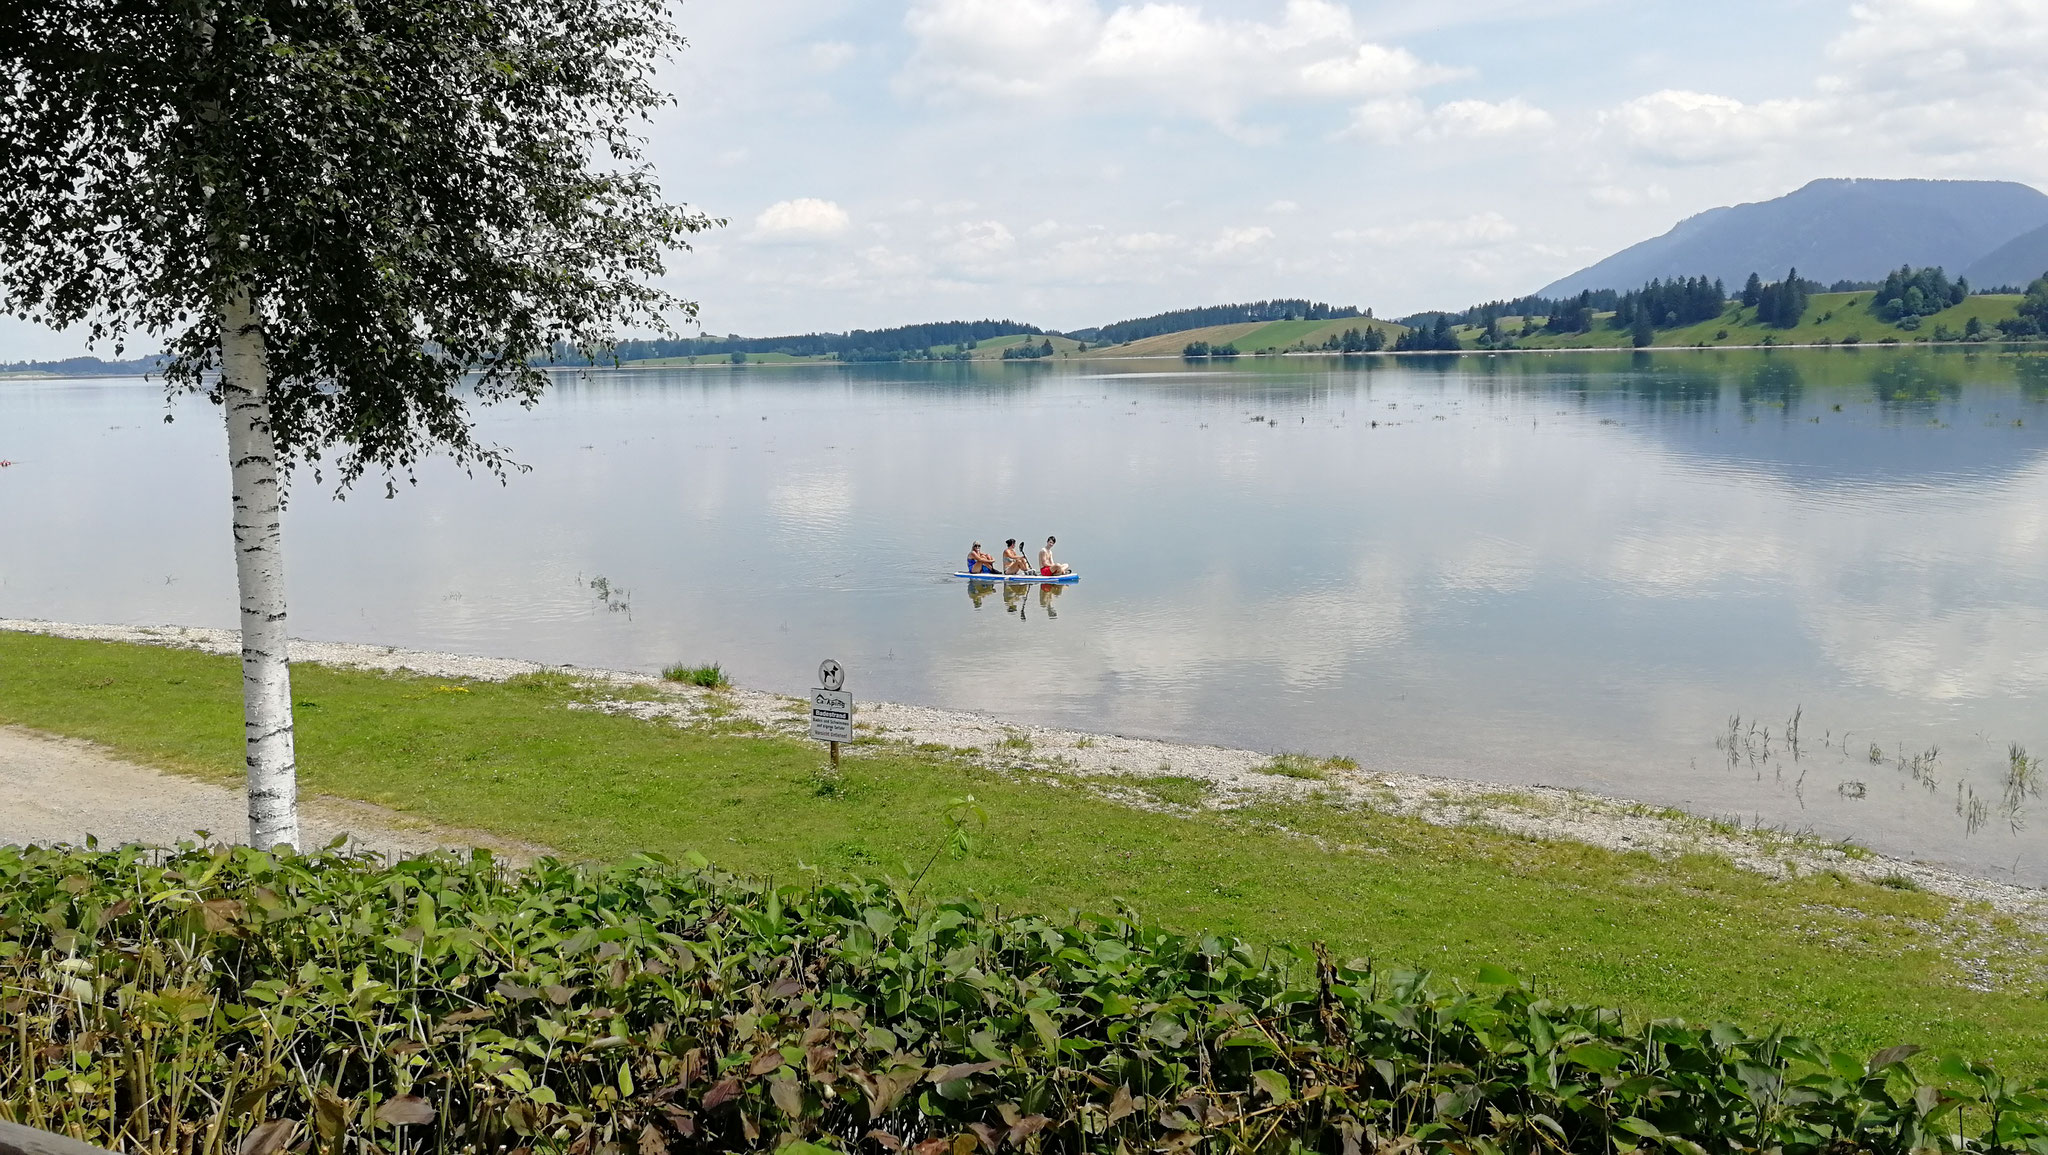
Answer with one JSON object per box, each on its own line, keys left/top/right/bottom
{"left": 0, "top": 723, "right": 548, "bottom": 860}
{"left": 3, "top": 617, "right": 2044, "bottom": 932}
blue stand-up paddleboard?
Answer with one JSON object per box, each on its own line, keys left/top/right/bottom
{"left": 953, "top": 571, "right": 1080, "bottom": 583}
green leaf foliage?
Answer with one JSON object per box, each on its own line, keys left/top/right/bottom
{"left": 0, "top": 0, "right": 714, "bottom": 488}
{"left": 2, "top": 844, "right": 2045, "bottom": 1153}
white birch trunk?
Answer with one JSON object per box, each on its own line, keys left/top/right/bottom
{"left": 220, "top": 286, "right": 301, "bottom": 849}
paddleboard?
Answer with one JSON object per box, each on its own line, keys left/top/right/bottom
{"left": 953, "top": 571, "right": 1080, "bottom": 584}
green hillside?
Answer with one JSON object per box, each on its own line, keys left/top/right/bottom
{"left": 936, "top": 332, "right": 1089, "bottom": 359}
{"left": 1097, "top": 316, "right": 1405, "bottom": 357}
{"left": 1483, "top": 292, "right": 2028, "bottom": 351}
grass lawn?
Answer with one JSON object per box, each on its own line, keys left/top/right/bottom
{"left": 3, "top": 629, "right": 2045, "bottom": 1074}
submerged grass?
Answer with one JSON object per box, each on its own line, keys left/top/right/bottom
{"left": 662, "top": 662, "right": 732, "bottom": 689}
{"left": 2, "top": 630, "right": 2047, "bottom": 1076}
{"left": 1260, "top": 754, "right": 1355, "bottom": 780}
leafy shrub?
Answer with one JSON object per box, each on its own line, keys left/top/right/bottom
{"left": 662, "top": 662, "right": 731, "bottom": 689}
{"left": 1, "top": 844, "right": 2043, "bottom": 1154}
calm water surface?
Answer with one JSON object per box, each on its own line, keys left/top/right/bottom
{"left": 4, "top": 349, "right": 2046, "bottom": 881}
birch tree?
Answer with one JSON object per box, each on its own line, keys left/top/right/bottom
{"left": 0, "top": 0, "right": 709, "bottom": 847}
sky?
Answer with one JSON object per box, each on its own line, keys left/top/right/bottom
{"left": 7, "top": 0, "right": 2048, "bottom": 357}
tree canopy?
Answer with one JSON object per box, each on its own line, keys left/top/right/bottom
{"left": 1077, "top": 300, "right": 1362, "bottom": 345}
{"left": 595, "top": 319, "right": 1043, "bottom": 363}
{"left": 1870, "top": 265, "right": 1968, "bottom": 322}
{"left": 0, "top": 0, "right": 710, "bottom": 488}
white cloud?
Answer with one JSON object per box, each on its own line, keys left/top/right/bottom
{"left": 1342, "top": 96, "right": 1552, "bottom": 143}
{"left": 1588, "top": 183, "right": 1671, "bottom": 208}
{"left": 1336, "top": 212, "right": 1518, "bottom": 247}
{"left": 752, "top": 198, "right": 852, "bottom": 239}
{"left": 1428, "top": 97, "right": 1554, "bottom": 138}
{"left": 1597, "top": 0, "right": 2048, "bottom": 171}
{"left": 806, "top": 41, "right": 856, "bottom": 71}
{"left": 1265, "top": 200, "right": 1300, "bottom": 214}
{"left": 1603, "top": 90, "right": 1814, "bottom": 165}
{"left": 1296, "top": 41, "right": 1460, "bottom": 97}
{"left": 1207, "top": 225, "right": 1275, "bottom": 255}
{"left": 897, "top": 0, "right": 1459, "bottom": 127}
{"left": 1115, "top": 231, "right": 1180, "bottom": 253}
{"left": 934, "top": 219, "right": 1017, "bottom": 264}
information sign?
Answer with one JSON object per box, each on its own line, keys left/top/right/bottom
{"left": 809, "top": 688, "right": 855, "bottom": 743}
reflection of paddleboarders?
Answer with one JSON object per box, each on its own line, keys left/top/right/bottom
{"left": 1037, "top": 536, "right": 1071, "bottom": 576}
{"left": 1038, "top": 582, "right": 1062, "bottom": 617}
{"left": 966, "top": 578, "right": 995, "bottom": 608}
{"left": 1003, "top": 582, "right": 1028, "bottom": 614}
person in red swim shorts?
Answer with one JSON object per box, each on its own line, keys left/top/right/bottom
{"left": 1037, "top": 536, "right": 1071, "bottom": 576}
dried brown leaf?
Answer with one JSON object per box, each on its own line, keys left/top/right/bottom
{"left": 770, "top": 1075, "right": 804, "bottom": 1117}
{"left": 375, "top": 1095, "right": 436, "bottom": 1126}
{"left": 200, "top": 899, "right": 244, "bottom": 933}
{"left": 749, "top": 1049, "right": 785, "bottom": 1076}
{"left": 702, "top": 1077, "right": 742, "bottom": 1111}
{"left": 239, "top": 1119, "right": 298, "bottom": 1155}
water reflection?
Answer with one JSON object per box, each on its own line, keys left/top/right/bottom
{"left": 3, "top": 347, "right": 2045, "bottom": 880}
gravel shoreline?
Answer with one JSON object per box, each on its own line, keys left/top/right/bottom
{"left": 6, "top": 616, "right": 2045, "bottom": 927}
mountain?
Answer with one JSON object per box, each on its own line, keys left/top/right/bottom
{"left": 1960, "top": 222, "right": 2048, "bottom": 289}
{"left": 1538, "top": 178, "right": 2048, "bottom": 297}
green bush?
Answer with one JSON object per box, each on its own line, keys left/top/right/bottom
{"left": 1, "top": 843, "right": 2043, "bottom": 1153}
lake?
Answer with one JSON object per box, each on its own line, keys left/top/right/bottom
{"left": 4, "top": 348, "right": 2046, "bottom": 881}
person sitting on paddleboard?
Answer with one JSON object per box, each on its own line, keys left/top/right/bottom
{"left": 1038, "top": 536, "right": 1071, "bottom": 576}
{"left": 1002, "top": 539, "right": 1031, "bottom": 575}
{"left": 966, "top": 542, "right": 998, "bottom": 574}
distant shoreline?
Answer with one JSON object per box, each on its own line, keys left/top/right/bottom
{"left": 569, "top": 337, "right": 2048, "bottom": 371}
{"left": 7, "top": 336, "right": 2043, "bottom": 384}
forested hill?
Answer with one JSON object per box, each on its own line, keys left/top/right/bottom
{"left": 0, "top": 354, "right": 168, "bottom": 377}
{"left": 1540, "top": 178, "right": 2048, "bottom": 297}
{"left": 590, "top": 319, "right": 1043, "bottom": 363}
{"left": 1069, "top": 300, "right": 1365, "bottom": 345}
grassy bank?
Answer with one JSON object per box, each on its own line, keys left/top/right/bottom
{"left": 1473, "top": 293, "right": 2029, "bottom": 352}
{"left": 3, "top": 629, "right": 2046, "bottom": 1075}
